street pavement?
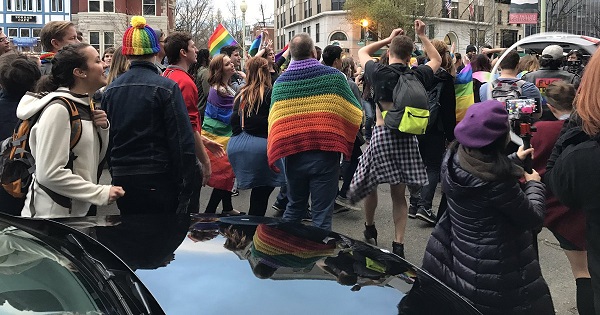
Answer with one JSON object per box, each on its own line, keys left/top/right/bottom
{"left": 99, "top": 172, "right": 578, "bottom": 315}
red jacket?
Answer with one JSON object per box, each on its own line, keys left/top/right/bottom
{"left": 163, "top": 66, "right": 201, "bottom": 133}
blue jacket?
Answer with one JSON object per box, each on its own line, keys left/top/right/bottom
{"left": 101, "top": 61, "right": 196, "bottom": 210}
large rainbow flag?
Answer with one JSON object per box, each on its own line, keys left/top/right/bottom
{"left": 454, "top": 63, "right": 475, "bottom": 122}
{"left": 248, "top": 34, "right": 262, "bottom": 56}
{"left": 208, "top": 23, "right": 238, "bottom": 57}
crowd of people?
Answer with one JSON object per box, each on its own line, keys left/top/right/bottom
{"left": 0, "top": 16, "right": 598, "bottom": 315}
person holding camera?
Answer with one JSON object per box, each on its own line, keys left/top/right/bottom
{"left": 421, "top": 100, "right": 554, "bottom": 315}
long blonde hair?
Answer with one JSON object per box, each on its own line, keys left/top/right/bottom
{"left": 107, "top": 47, "right": 129, "bottom": 85}
{"left": 234, "top": 57, "right": 271, "bottom": 116}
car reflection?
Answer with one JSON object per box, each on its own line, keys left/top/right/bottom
{"left": 0, "top": 225, "right": 102, "bottom": 314}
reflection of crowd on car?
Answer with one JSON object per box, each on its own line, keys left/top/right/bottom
{"left": 1, "top": 16, "right": 600, "bottom": 315}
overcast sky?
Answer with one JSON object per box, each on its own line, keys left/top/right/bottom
{"left": 214, "top": 0, "right": 275, "bottom": 25}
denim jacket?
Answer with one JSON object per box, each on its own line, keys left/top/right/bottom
{"left": 101, "top": 61, "right": 196, "bottom": 211}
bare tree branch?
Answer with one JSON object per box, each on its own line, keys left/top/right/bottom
{"left": 175, "top": 0, "right": 215, "bottom": 48}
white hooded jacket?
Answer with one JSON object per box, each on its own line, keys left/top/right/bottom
{"left": 17, "top": 88, "right": 110, "bottom": 218}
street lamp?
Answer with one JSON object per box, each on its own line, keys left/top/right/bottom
{"left": 360, "top": 19, "right": 369, "bottom": 43}
{"left": 240, "top": 0, "right": 248, "bottom": 68}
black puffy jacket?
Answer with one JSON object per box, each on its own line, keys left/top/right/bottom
{"left": 421, "top": 146, "right": 555, "bottom": 315}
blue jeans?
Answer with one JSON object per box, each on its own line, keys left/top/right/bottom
{"left": 362, "top": 99, "right": 375, "bottom": 140}
{"left": 283, "top": 150, "right": 340, "bottom": 231}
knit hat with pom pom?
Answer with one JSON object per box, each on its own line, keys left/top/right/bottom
{"left": 122, "top": 16, "right": 160, "bottom": 56}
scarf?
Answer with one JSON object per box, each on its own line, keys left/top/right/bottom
{"left": 40, "top": 52, "right": 56, "bottom": 64}
{"left": 457, "top": 144, "right": 523, "bottom": 182}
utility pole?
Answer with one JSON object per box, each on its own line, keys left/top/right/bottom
{"left": 540, "top": 0, "right": 546, "bottom": 32}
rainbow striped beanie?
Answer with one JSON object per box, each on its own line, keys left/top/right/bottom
{"left": 122, "top": 16, "right": 160, "bottom": 56}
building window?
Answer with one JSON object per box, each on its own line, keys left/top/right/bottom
{"left": 292, "top": 6, "right": 296, "bottom": 22}
{"left": 89, "top": 31, "right": 114, "bottom": 53}
{"left": 104, "top": 32, "right": 115, "bottom": 49}
{"left": 307, "top": 26, "right": 311, "bottom": 36}
{"left": 442, "top": 1, "right": 458, "bottom": 19}
{"left": 143, "top": 0, "right": 156, "bottom": 15}
{"left": 304, "top": 0, "right": 309, "bottom": 18}
{"left": 497, "top": 10, "right": 502, "bottom": 25}
{"left": 477, "top": 6, "right": 485, "bottom": 22}
{"left": 331, "top": 0, "right": 345, "bottom": 11}
{"left": 89, "top": 0, "right": 114, "bottom": 12}
{"left": 316, "top": 23, "right": 320, "bottom": 42}
{"left": 428, "top": 24, "right": 435, "bottom": 39}
{"left": 496, "top": 32, "right": 500, "bottom": 46}
{"left": 15, "top": 0, "right": 35, "bottom": 11}
{"left": 20, "top": 28, "right": 30, "bottom": 37}
{"left": 8, "top": 28, "right": 18, "bottom": 37}
{"left": 317, "top": 0, "right": 321, "bottom": 13}
{"left": 478, "top": 30, "right": 486, "bottom": 46}
{"left": 32, "top": 28, "right": 41, "bottom": 37}
{"left": 470, "top": 29, "right": 477, "bottom": 45}
{"left": 303, "top": 27, "right": 306, "bottom": 33}
{"left": 50, "top": 0, "right": 63, "bottom": 11}
{"left": 7, "top": 0, "right": 11, "bottom": 10}
{"left": 36, "top": 0, "right": 41, "bottom": 10}
{"left": 329, "top": 31, "right": 347, "bottom": 41}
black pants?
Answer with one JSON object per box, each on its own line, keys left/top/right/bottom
{"left": 339, "top": 140, "right": 363, "bottom": 198}
{"left": 205, "top": 188, "right": 233, "bottom": 213}
{"left": 248, "top": 186, "right": 276, "bottom": 216}
{"left": 113, "top": 173, "right": 179, "bottom": 215}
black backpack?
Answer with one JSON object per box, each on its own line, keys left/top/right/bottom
{"left": 384, "top": 67, "right": 430, "bottom": 135}
{"left": 0, "top": 95, "right": 82, "bottom": 208}
{"left": 426, "top": 78, "right": 445, "bottom": 133}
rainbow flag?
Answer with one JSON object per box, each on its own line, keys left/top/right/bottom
{"left": 248, "top": 34, "right": 262, "bottom": 56}
{"left": 454, "top": 63, "right": 475, "bottom": 122}
{"left": 201, "top": 89, "right": 235, "bottom": 191}
{"left": 274, "top": 44, "right": 288, "bottom": 63}
{"left": 208, "top": 23, "right": 238, "bottom": 57}
{"left": 472, "top": 71, "right": 492, "bottom": 83}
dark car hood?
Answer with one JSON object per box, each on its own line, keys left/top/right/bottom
{"left": 0, "top": 213, "right": 481, "bottom": 315}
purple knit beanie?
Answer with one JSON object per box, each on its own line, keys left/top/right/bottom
{"left": 455, "top": 100, "right": 509, "bottom": 148}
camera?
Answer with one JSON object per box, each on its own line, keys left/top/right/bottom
{"left": 505, "top": 98, "right": 538, "bottom": 173}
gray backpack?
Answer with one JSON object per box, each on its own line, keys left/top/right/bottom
{"left": 491, "top": 79, "right": 526, "bottom": 103}
{"left": 384, "top": 67, "right": 430, "bottom": 135}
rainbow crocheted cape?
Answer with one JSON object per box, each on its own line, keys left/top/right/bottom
{"left": 267, "top": 58, "right": 363, "bottom": 169}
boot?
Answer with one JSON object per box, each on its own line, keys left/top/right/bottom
{"left": 392, "top": 242, "right": 405, "bottom": 259}
{"left": 363, "top": 223, "right": 378, "bottom": 246}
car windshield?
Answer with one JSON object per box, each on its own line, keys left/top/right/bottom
{"left": 0, "top": 223, "right": 103, "bottom": 314}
